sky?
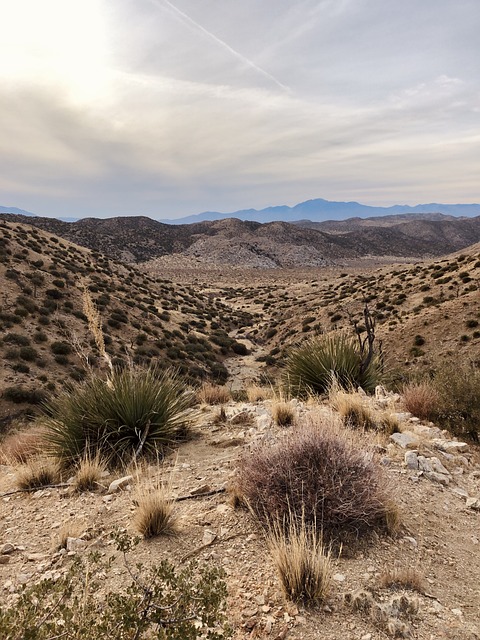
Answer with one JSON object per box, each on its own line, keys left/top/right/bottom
{"left": 0, "top": 0, "right": 479, "bottom": 219}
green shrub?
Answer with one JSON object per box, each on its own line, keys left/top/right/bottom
{"left": 19, "top": 346, "right": 38, "bottom": 361}
{"left": 50, "top": 341, "right": 72, "bottom": 355}
{"left": 4, "top": 332, "right": 30, "bottom": 346}
{"left": 284, "top": 333, "right": 382, "bottom": 397}
{"left": 44, "top": 366, "right": 196, "bottom": 467}
{"left": 3, "top": 386, "right": 48, "bottom": 404}
{"left": 0, "top": 534, "right": 230, "bottom": 640}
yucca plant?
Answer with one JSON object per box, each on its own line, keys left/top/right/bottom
{"left": 283, "top": 332, "right": 382, "bottom": 397}
{"left": 43, "top": 366, "right": 196, "bottom": 468}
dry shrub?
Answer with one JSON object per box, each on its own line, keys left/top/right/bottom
{"left": 268, "top": 517, "right": 332, "bottom": 605}
{"left": 197, "top": 382, "right": 231, "bottom": 405}
{"left": 229, "top": 411, "right": 254, "bottom": 426}
{"left": 330, "top": 391, "right": 377, "bottom": 430}
{"left": 402, "top": 382, "right": 439, "bottom": 421}
{"left": 16, "top": 456, "right": 60, "bottom": 490}
{"left": 234, "top": 417, "right": 394, "bottom": 546}
{"left": 0, "top": 425, "right": 47, "bottom": 463}
{"left": 133, "top": 483, "right": 177, "bottom": 539}
{"left": 377, "top": 412, "right": 400, "bottom": 436}
{"left": 379, "top": 567, "right": 425, "bottom": 593}
{"left": 272, "top": 401, "right": 296, "bottom": 427}
{"left": 246, "top": 384, "right": 272, "bottom": 402}
{"left": 72, "top": 452, "right": 107, "bottom": 493}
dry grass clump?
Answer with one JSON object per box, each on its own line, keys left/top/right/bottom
{"left": 197, "top": 382, "right": 231, "bottom": 405}
{"left": 234, "top": 418, "right": 394, "bottom": 546}
{"left": 402, "top": 382, "right": 439, "bottom": 421}
{"left": 133, "top": 483, "right": 177, "bottom": 539}
{"left": 72, "top": 452, "right": 107, "bottom": 493}
{"left": 330, "top": 391, "right": 377, "bottom": 430}
{"left": 272, "top": 401, "right": 296, "bottom": 427}
{"left": 55, "top": 520, "right": 85, "bottom": 550}
{"left": 379, "top": 566, "right": 425, "bottom": 593}
{"left": 0, "top": 425, "right": 47, "bottom": 463}
{"left": 268, "top": 517, "right": 332, "bottom": 605}
{"left": 246, "top": 384, "right": 273, "bottom": 402}
{"left": 16, "top": 456, "right": 60, "bottom": 490}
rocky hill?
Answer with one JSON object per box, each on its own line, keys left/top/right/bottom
{"left": 2, "top": 213, "right": 480, "bottom": 268}
{"left": 0, "top": 219, "right": 255, "bottom": 424}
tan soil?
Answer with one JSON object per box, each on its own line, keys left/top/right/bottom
{"left": 1, "top": 397, "right": 480, "bottom": 640}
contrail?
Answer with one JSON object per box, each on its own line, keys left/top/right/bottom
{"left": 150, "top": 0, "right": 289, "bottom": 92}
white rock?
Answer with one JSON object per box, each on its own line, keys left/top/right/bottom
{"left": 466, "top": 497, "right": 480, "bottom": 511}
{"left": 451, "top": 487, "right": 469, "bottom": 498}
{"left": 425, "top": 471, "right": 450, "bottom": 486}
{"left": 418, "top": 456, "right": 433, "bottom": 473}
{"left": 430, "top": 457, "right": 450, "bottom": 475}
{"left": 333, "top": 573, "right": 346, "bottom": 582}
{"left": 107, "top": 475, "right": 133, "bottom": 494}
{"left": 202, "top": 529, "right": 217, "bottom": 545}
{"left": 432, "top": 440, "right": 469, "bottom": 454}
{"left": 390, "top": 432, "right": 419, "bottom": 449}
{"left": 404, "top": 451, "right": 419, "bottom": 470}
{"left": 66, "top": 537, "right": 87, "bottom": 553}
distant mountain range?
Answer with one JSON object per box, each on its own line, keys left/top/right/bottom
{"left": 0, "top": 205, "right": 36, "bottom": 216}
{"left": 2, "top": 198, "right": 480, "bottom": 225}
{"left": 160, "top": 198, "right": 480, "bottom": 224}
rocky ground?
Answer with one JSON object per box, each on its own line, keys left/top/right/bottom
{"left": 1, "top": 386, "right": 479, "bottom": 639}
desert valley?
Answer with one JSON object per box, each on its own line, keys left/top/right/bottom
{"left": 0, "top": 208, "right": 479, "bottom": 639}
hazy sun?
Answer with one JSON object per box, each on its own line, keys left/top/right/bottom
{"left": 0, "top": 0, "right": 111, "bottom": 102}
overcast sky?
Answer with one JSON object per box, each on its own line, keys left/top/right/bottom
{"left": 1, "top": 0, "right": 479, "bottom": 219}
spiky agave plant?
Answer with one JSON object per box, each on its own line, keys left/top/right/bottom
{"left": 43, "top": 366, "right": 196, "bottom": 468}
{"left": 283, "top": 332, "right": 382, "bottom": 397}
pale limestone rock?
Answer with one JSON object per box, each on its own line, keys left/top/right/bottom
{"left": 107, "top": 475, "right": 133, "bottom": 494}
{"left": 390, "top": 431, "right": 419, "bottom": 449}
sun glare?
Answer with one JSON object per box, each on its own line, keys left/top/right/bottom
{"left": 0, "top": 0, "right": 110, "bottom": 102}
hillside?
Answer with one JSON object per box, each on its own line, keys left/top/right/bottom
{"left": 0, "top": 219, "right": 255, "bottom": 423}
{"left": 3, "top": 213, "right": 480, "bottom": 268}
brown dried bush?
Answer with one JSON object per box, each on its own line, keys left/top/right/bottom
{"left": 234, "top": 418, "right": 394, "bottom": 546}
{"left": 197, "top": 382, "right": 231, "bottom": 405}
{"left": 0, "top": 425, "right": 47, "bottom": 463}
{"left": 402, "top": 382, "right": 439, "bottom": 421}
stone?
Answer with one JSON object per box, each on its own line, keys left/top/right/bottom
{"left": 425, "top": 471, "right": 450, "bottom": 486}
{"left": 333, "top": 573, "right": 346, "bottom": 582}
{"left": 0, "top": 543, "right": 15, "bottom": 555}
{"left": 66, "top": 537, "right": 87, "bottom": 553}
{"left": 0, "top": 556, "right": 9, "bottom": 565}
{"left": 202, "top": 529, "right": 217, "bottom": 545}
{"left": 390, "top": 432, "right": 418, "bottom": 449}
{"left": 451, "top": 487, "right": 469, "bottom": 498}
{"left": 107, "top": 475, "right": 133, "bottom": 494}
{"left": 430, "top": 457, "right": 450, "bottom": 475}
{"left": 432, "top": 440, "right": 469, "bottom": 454}
{"left": 418, "top": 456, "right": 433, "bottom": 473}
{"left": 190, "top": 484, "right": 211, "bottom": 496}
{"left": 403, "top": 536, "right": 418, "bottom": 548}
{"left": 375, "top": 385, "right": 388, "bottom": 399}
{"left": 466, "top": 497, "right": 480, "bottom": 511}
{"left": 256, "top": 415, "right": 272, "bottom": 430}
{"left": 404, "top": 451, "right": 419, "bottom": 470}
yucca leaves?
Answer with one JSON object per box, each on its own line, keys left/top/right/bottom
{"left": 284, "top": 333, "right": 382, "bottom": 397}
{"left": 43, "top": 367, "right": 196, "bottom": 467}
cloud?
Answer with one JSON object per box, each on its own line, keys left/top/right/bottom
{"left": 1, "top": 0, "right": 480, "bottom": 216}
